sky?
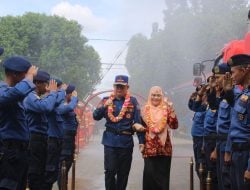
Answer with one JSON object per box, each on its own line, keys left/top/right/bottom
{"left": 0, "top": 0, "right": 166, "bottom": 91}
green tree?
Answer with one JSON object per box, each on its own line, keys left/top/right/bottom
{"left": 0, "top": 12, "right": 101, "bottom": 98}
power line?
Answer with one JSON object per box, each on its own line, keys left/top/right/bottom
{"left": 87, "top": 38, "right": 128, "bottom": 42}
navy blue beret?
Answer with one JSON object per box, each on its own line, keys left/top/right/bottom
{"left": 227, "top": 54, "right": 250, "bottom": 67}
{"left": 34, "top": 70, "right": 50, "bottom": 82}
{"left": 212, "top": 64, "right": 231, "bottom": 75}
{"left": 66, "top": 84, "right": 75, "bottom": 94}
{"left": 0, "top": 47, "right": 4, "bottom": 56}
{"left": 3, "top": 56, "right": 31, "bottom": 72}
{"left": 114, "top": 75, "right": 129, "bottom": 85}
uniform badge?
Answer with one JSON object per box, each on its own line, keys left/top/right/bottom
{"left": 240, "top": 94, "right": 249, "bottom": 102}
{"left": 238, "top": 113, "right": 245, "bottom": 121}
{"left": 227, "top": 58, "right": 233, "bottom": 66}
{"left": 126, "top": 113, "right": 131, "bottom": 119}
{"left": 214, "top": 66, "right": 220, "bottom": 74}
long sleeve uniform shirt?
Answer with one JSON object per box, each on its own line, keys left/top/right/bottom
{"left": 56, "top": 96, "right": 78, "bottom": 132}
{"left": 0, "top": 79, "right": 35, "bottom": 141}
{"left": 24, "top": 90, "right": 57, "bottom": 135}
{"left": 47, "top": 90, "right": 66, "bottom": 138}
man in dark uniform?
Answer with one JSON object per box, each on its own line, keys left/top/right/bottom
{"left": 0, "top": 56, "right": 37, "bottom": 190}
{"left": 93, "top": 75, "right": 144, "bottom": 190}
{"left": 24, "top": 70, "right": 58, "bottom": 190}
{"left": 193, "top": 75, "right": 220, "bottom": 190}
{"left": 57, "top": 84, "right": 78, "bottom": 190}
{"left": 188, "top": 85, "right": 206, "bottom": 179}
{"left": 224, "top": 54, "right": 250, "bottom": 190}
{"left": 212, "top": 64, "right": 232, "bottom": 190}
{"left": 42, "top": 79, "right": 67, "bottom": 190}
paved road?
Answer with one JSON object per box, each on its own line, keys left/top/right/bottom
{"left": 55, "top": 133, "right": 199, "bottom": 190}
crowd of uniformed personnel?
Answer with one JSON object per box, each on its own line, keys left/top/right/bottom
{"left": 189, "top": 49, "right": 250, "bottom": 189}
{"left": 0, "top": 48, "right": 79, "bottom": 190}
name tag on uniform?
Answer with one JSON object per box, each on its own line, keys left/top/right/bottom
{"left": 238, "top": 113, "right": 245, "bottom": 121}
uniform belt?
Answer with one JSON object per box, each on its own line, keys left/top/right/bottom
{"left": 48, "top": 137, "right": 63, "bottom": 144}
{"left": 0, "top": 140, "right": 28, "bottom": 150}
{"left": 216, "top": 134, "right": 228, "bottom": 141}
{"left": 105, "top": 127, "right": 134, "bottom": 136}
{"left": 30, "top": 133, "right": 47, "bottom": 142}
{"left": 63, "top": 130, "right": 76, "bottom": 137}
{"left": 204, "top": 134, "right": 217, "bottom": 141}
{"left": 232, "top": 142, "right": 250, "bottom": 151}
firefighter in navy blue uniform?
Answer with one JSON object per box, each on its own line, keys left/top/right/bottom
{"left": 223, "top": 54, "right": 250, "bottom": 190}
{"left": 93, "top": 75, "right": 145, "bottom": 190}
{"left": 210, "top": 64, "right": 233, "bottom": 190}
{"left": 57, "top": 84, "right": 78, "bottom": 190}
{"left": 188, "top": 85, "right": 207, "bottom": 178}
{"left": 0, "top": 56, "right": 37, "bottom": 190}
{"left": 42, "top": 79, "right": 67, "bottom": 190}
{"left": 193, "top": 75, "right": 221, "bottom": 190}
{"left": 24, "top": 70, "right": 58, "bottom": 190}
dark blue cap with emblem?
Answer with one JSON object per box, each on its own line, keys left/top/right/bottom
{"left": 212, "top": 64, "right": 231, "bottom": 75}
{"left": 3, "top": 56, "right": 31, "bottom": 72}
{"left": 0, "top": 47, "right": 4, "bottom": 56}
{"left": 34, "top": 70, "right": 50, "bottom": 82}
{"left": 227, "top": 54, "right": 250, "bottom": 67}
{"left": 66, "top": 84, "right": 75, "bottom": 94}
{"left": 114, "top": 75, "right": 129, "bottom": 85}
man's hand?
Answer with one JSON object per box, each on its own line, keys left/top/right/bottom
{"left": 25, "top": 65, "right": 38, "bottom": 81}
{"left": 132, "top": 123, "right": 146, "bottom": 132}
{"left": 223, "top": 72, "right": 233, "bottom": 91}
{"left": 244, "top": 170, "right": 250, "bottom": 181}
{"left": 47, "top": 79, "right": 57, "bottom": 92}
{"left": 72, "top": 90, "right": 77, "bottom": 97}
{"left": 139, "top": 144, "right": 145, "bottom": 154}
{"left": 224, "top": 152, "right": 231, "bottom": 165}
{"left": 210, "top": 149, "right": 217, "bottom": 161}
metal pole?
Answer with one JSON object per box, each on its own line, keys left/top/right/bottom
{"left": 190, "top": 157, "right": 194, "bottom": 190}
{"left": 206, "top": 171, "right": 212, "bottom": 190}
{"left": 71, "top": 153, "right": 76, "bottom": 190}
{"left": 61, "top": 160, "right": 67, "bottom": 190}
{"left": 198, "top": 163, "right": 205, "bottom": 190}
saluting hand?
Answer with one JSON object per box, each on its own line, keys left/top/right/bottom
{"left": 47, "top": 79, "right": 57, "bottom": 92}
{"left": 26, "top": 65, "right": 38, "bottom": 81}
{"left": 72, "top": 90, "right": 78, "bottom": 97}
{"left": 223, "top": 72, "right": 233, "bottom": 91}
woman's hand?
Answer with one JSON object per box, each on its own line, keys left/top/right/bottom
{"left": 139, "top": 144, "right": 145, "bottom": 154}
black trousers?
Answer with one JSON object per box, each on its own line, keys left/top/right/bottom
{"left": 216, "top": 140, "right": 231, "bottom": 190}
{"left": 104, "top": 146, "right": 133, "bottom": 190}
{"left": 204, "top": 138, "right": 218, "bottom": 190}
{"left": 42, "top": 138, "right": 62, "bottom": 190}
{"left": 143, "top": 156, "right": 171, "bottom": 190}
{"left": 192, "top": 136, "right": 205, "bottom": 178}
{"left": 0, "top": 142, "right": 28, "bottom": 190}
{"left": 57, "top": 132, "right": 76, "bottom": 190}
{"left": 28, "top": 133, "right": 47, "bottom": 190}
